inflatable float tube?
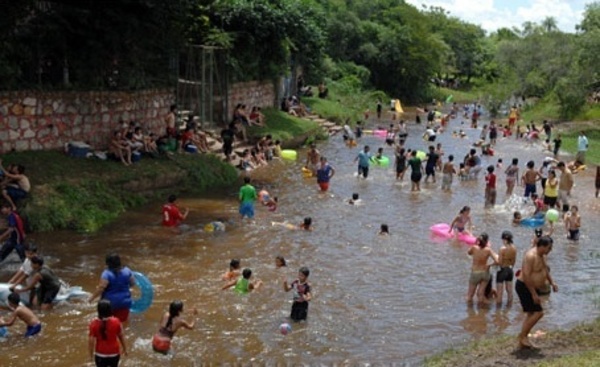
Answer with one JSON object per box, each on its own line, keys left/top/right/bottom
{"left": 373, "top": 129, "right": 387, "bottom": 138}
{"left": 0, "top": 326, "right": 8, "bottom": 338}
{"left": 573, "top": 165, "right": 586, "bottom": 173}
{"left": 371, "top": 155, "right": 390, "bottom": 167}
{"left": 281, "top": 149, "right": 297, "bottom": 161}
{"left": 416, "top": 151, "right": 426, "bottom": 160}
{"left": 363, "top": 129, "right": 373, "bottom": 135}
{"left": 130, "top": 272, "right": 153, "bottom": 314}
{"left": 0, "top": 282, "right": 89, "bottom": 308}
{"left": 430, "top": 223, "right": 477, "bottom": 245}
{"left": 301, "top": 167, "right": 313, "bottom": 178}
{"left": 521, "top": 217, "right": 545, "bottom": 228}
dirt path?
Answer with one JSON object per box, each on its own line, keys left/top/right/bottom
{"left": 425, "top": 319, "right": 600, "bottom": 367}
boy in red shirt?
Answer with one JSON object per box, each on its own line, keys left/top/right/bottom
{"left": 162, "top": 195, "right": 188, "bottom": 227}
{"left": 485, "top": 165, "right": 497, "bottom": 208}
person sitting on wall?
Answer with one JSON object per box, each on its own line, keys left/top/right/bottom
{"left": 0, "top": 161, "right": 30, "bottom": 211}
{"left": 248, "top": 106, "right": 266, "bottom": 127}
{"left": 109, "top": 131, "right": 133, "bottom": 166}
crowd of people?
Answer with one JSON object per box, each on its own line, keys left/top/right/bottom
{"left": 1, "top": 94, "right": 598, "bottom": 364}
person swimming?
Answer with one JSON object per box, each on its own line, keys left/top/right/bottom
{"left": 379, "top": 224, "right": 390, "bottom": 235}
{"left": 348, "top": 193, "right": 362, "bottom": 205}
{"left": 449, "top": 206, "right": 472, "bottom": 235}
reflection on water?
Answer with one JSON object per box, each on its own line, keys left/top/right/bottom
{"left": 1, "top": 118, "right": 599, "bottom": 365}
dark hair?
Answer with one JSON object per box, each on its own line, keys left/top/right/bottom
{"left": 170, "top": 104, "right": 177, "bottom": 112}
{"left": 105, "top": 253, "right": 122, "bottom": 273}
{"left": 303, "top": 217, "right": 312, "bottom": 227}
{"left": 242, "top": 268, "right": 252, "bottom": 279}
{"left": 24, "top": 243, "right": 38, "bottom": 253}
{"left": 30, "top": 256, "right": 44, "bottom": 266}
{"left": 244, "top": 177, "right": 251, "bottom": 184}
{"left": 167, "top": 300, "right": 184, "bottom": 330}
{"left": 380, "top": 224, "right": 389, "bottom": 233}
{"left": 487, "top": 165, "right": 494, "bottom": 173}
{"left": 501, "top": 230, "right": 513, "bottom": 243}
{"left": 299, "top": 267, "right": 310, "bottom": 277}
{"left": 460, "top": 206, "right": 470, "bottom": 214}
{"left": 229, "top": 259, "right": 240, "bottom": 270}
{"left": 352, "top": 193, "right": 359, "bottom": 200}
{"left": 448, "top": 155, "right": 454, "bottom": 161}
{"left": 477, "top": 233, "right": 489, "bottom": 248}
{"left": 8, "top": 292, "right": 20, "bottom": 306}
{"left": 527, "top": 160, "right": 535, "bottom": 169}
{"left": 537, "top": 236, "right": 553, "bottom": 247}
{"left": 557, "top": 161, "right": 565, "bottom": 168}
{"left": 534, "top": 228, "right": 543, "bottom": 238}
{"left": 276, "top": 256, "right": 286, "bottom": 266}
{"left": 97, "top": 299, "right": 113, "bottom": 340}
{"left": 168, "top": 194, "right": 177, "bottom": 203}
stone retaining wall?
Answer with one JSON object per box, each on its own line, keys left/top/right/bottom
{"left": 0, "top": 89, "right": 175, "bottom": 153}
{"left": 0, "top": 80, "right": 276, "bottom": 153}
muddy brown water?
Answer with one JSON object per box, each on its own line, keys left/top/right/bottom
{"left": 1, "top": 119, "right": 599, "bottom": 366}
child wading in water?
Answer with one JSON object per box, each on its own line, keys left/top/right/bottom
{"left": 379, "top": 224, "right": 390, "bottom": 235}
{"left": 222, "top": 268, "right": 263, "bottom": 294}
{"left": 283, "top": 267, "right": 312, "bottom": 322}
{"left": 0, "top": 292, "right": 42, "bottom": 337}
{"left": 449, "top": 206, "right": 473, "bottom": 236}
{"left": 152, "top": 300, "right": 198, "bottom": 355}
{"left": 564, "top": 205, "right": 581, "bottom": 241}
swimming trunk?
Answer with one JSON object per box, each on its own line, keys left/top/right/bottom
{"left": 239, "top": 202, "right": 255, "bottom": 219}
{"left": 318, "top": 182, "right": 329, "bottom": 191}
{"left": 524, "top": 183, "right": 537, "bottom": 197}
{"left": 95, "top": 355, "right": 120, "bottom": 367}
{"left": 152, "top": 333, "right": 172, "bottom": 354}
{"left": 410, "top": 172, "right": 422, "bottom": 183}
{"left": 441, "top": 173, "right": 453, "bottom": 190}
{"left": 425, "top": 166, "right": 435, "bottom": 176}
{"left": 24, "top": 323, "right": 42, "bottom": 337}
{"left": 290, "top": 301, "right": 309, "bottom": 321}
{"left": 568, "top": 229, "right": 580, "bottom": 241}
{"left": 358, "top": 165, "right": 369, "bottom": 178}
{"left": 558, "top": 190, "right": 570, "bottom": 207}
{"left": 469, "top": 271, "right": 490, "bottom": 285}
{"left": 496, "top": 267, "right": 514, "bottom": 283}
{"left": 516, "top": 279, "right": 543, "bottom": 313}
{"left": 39, "top": 287, "right": 59, "bottom": 305}
{"left": 111, "top": 308, "right": 130, "bottom": 323}
{"left": 543, "top": 196, "right": 557, "bottom": 207}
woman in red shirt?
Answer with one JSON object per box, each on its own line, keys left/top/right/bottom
{"left": 88, "top": 300, "right": 127, "bottom": 367}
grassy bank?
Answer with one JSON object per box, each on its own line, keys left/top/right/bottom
{"left": 303, "top": 82, "right": 389, "bottom": 124}
{"left": 248, "top": 108, "right": 323, "bottom": 142}
{"left": 424, "top": 318, "right": 600, "bottom": 367}
{"left": 3, "top": 151, "right": 238, "bottom": 232}
{"left": 433, "top": 87, "right": 482, "bottom": 103}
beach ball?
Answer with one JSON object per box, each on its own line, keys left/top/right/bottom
{"left": 279, "top": 323, "right": 292, "bottom": 335}
{"left": 545, "top": 209, "right": 559, "bottom": 223}
{"left": 0, "top": 326, "right": 8, "bottom": 338}
{"left": 416, "top": 151, "right": 426, "bottom": 160}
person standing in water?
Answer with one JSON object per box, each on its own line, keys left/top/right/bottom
{"left": 408, "top": 150, "right": 424, "bottom": 192}
{"left": 504, "top": 158, "right": 519, "bottom": 197}
{"left": 88, "top": 299, "right": 127, "bottom": 367}
{"left": 305, "top": 144, "right": 321, "bottom": 176}
{"left": 354, "top": 145, "right": 372, "bottom": 179}
{"left": 449, "top": 206, "right": 472, "bottom": 235}
{"left": 466, "top": 233, "right": 498, "bottom": 305}
{"left": 283, "top": 267, "right": 312, "bottom": 322}
{"left": 316, "top": 156, "right": 335, "bottom": 192}
{"left": 222, "top": 268, "right": 263, "bottom": 294}
{"left": 441, "top": 155, "right": 456, "bottom": 192}
{"left": 239, "top": 176, "right": 258, "bottom": 219}
{"left": 496, "top": 231, "right": 517, "bottom": 307}
{"left": 516, "top": 236, "right": 557, "bottom": 349}
{"left": 484, "top": 165, "right": 497, "bottom": 208}
{"left": 88, "top": 253, "right": 135, "bottom": 323}
{"left": 162, "top": 194, "right": 189, "bottom": 227}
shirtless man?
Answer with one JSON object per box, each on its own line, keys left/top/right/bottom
{"left": 165, "top": 104, "right": 177, "bottom": 138}
{"left": 466, "top": 233, "right": 498, "bottom": 304}
{"left": 515, "top": 236, "right": 557, "bottom": 349}
{"left": 556, "top": 161, "right": 574, "bottom": 212}
{"left": 496, "top": 231, "right": 517, "bottom": 306}
{"left": 521, "top": 160, "right": 541, "bottom": 197}
{"left": 305, "top": 144, "right": 321, "bottom": 176}
{"left": 0, "top": 160, "right": 30, "bottom": 211}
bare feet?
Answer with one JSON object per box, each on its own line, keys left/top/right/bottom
{"left": 518, "top": 337, "right": 537, "bottom": 349}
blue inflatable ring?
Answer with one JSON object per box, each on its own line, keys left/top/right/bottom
{"left": 130, "top": 271, "right": 153, "bottom": 314}
{"left": 0, "top": 326, "right": 8, "bottom": 338}
{"left": 521, "top": 217, "right": 545, "bottom": 228}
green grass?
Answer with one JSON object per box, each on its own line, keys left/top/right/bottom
{"left": 535, "top": 350, "right": 600, "bottom": 367}
{"left": 575, "top": 104, "right": 600, "bottom": 121}
{"left": 521, "top": 97, "right": 562, "bottom": 122}
{"left": 424, "top": 318, "right": 600, "bottom": 367}
{"left": 303, "top": 83, "right": 389, "bottom": 124}
{"left": 3, "top": 151, "right": 238, "bottom": 232}
{"left": 434, "top": 87, "right": 482, "bottom": 103}
{"left": 556, "top": 128, "right": 600, "bottom": 165}
{"left": 247, "top": 108, "right": 321, "bottom": 141}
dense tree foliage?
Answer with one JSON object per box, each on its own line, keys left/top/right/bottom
{"left": 1, "top": 0, "right": 597, "bottom": 111}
